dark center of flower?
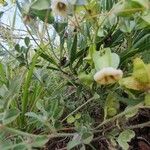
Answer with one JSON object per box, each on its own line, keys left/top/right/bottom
{"left": 57, "top": 2, "right": 66, "bottom": 11}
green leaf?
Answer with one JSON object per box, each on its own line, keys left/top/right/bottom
{"left": 31, "top": 0, "right": 51, "bottom": 10}
{"left": 0, "top": 63, "right": 7, "bottom": 84}
{"left": 67, "top": 115, "right": 75, "bottom": 124}
{"left": 69, "top": 34, "right": 77, "bottom": 65}
{"left": 125, "top": 106, "right": 138, "bottom": 118}
{"left": 145, "top": 93, "right": 150, "bottom": 106}
{"left": 78, "top": 72, "right": 93, "bottom": 87}
{"left": 24, "top": 37, "right": 30, "bottom": 47}
{"left": 67, "top": 134, "right": 81, "bottom": 150}
{"left": 117, "top": 129, "right": 135, "bottom": 150}
{"left": 138, "top": 13, "right": 150, "bottom": 28}
{"left": 131, "top": 0, "right": 149, "bottom": 10}
{"left": 39, "top": 52, "right": 57, "bottom": 66}
{"left": 0, "top": 85, "right": 8, "bottom": 98}
{"left": 75, "top": 113, "right": 81, "bottom": 120}
{"left": 119, "top": 20, "right": 136, "bottom": 33}
{"left": 84, "top": 45, "right": 96, "bottom": 65}
{"left": 31, "top": 136, "right": 49, "bottom": 147}
{"left": 105, "top": 93, "right": 119, "bottom": 118}
{"left": 67, "top": 140, "right": 81, "bottom": 150}
{"left": 82, "top": 132, "right": 93, "bottom": 144}
{"left": 3, "top": 108, "right": 20, "bottom": 125}
{"left": 15, "top": 44, "right": 20, "bottom": 52}
{"left": 100, "top": 0, "right": 115, "bottom": 11}
{"left": 36, "top": 101, "right": 47, "bottom": 116}
{"left": 115, "top": 0, "right": 146, "bottom": 17}
{"left": 0, "top": 11, "right": 4, "bottom": 18}
{"left": 32, "top": 9, "right": 54, "bottom": 24}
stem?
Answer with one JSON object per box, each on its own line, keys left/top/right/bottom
{"left": 61, "top": 97, "right": 95, "bottom": 122}
{"left": 95, "top": 103, "right": 143, "bottom": 129}
{"left": 126, "top": 121, "right": 150, "bottom": 129}
{"left": 0, "top": 124, "right": 75, "bottom": 139}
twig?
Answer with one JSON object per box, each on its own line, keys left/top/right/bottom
{"left": 95, "top": 103, "right": 143, "bottom": 130}
{"left": 126, "top": 121, "right": 150, "bottom": 129}
{"left": 61, "top": 97, "right": 95, "bottom": 122}
{"left": 0, "top": 124, "right": 75, "bottom": 139}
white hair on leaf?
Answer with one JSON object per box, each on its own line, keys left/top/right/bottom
{"left": 94, "top": 67, "right": 123, "bottom": 85}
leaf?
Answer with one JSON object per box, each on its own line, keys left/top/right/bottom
{"left": 24, "top": 37, "right": 30, "bottom": 47}
{"left": 105, "top": 93, "right": 120, "bottom": 118}
{"left": 36, "top": 101, "right": 47, "bottom": 117}
{"left": 67, "top": 115, "right": 75, "bottom": 124}
{"left": 117, "top": 129, "right": 135, "bottom": 150}
{"left": 0, "top": 85, "right": 8, "bottom": 97}
{"left": 125, "top": 106, "right": 138, "bottom": 119}
{"left": 119, "top": 20, "right": 136, "bottom": 33}
{"left": 39, "top": 52, "right": 57, "bottom": 66}
{"left": 84, "top": 45, "right": 96, "bottom": 65}
{"left": 75, "top": 113, "right": 81, "bottom": 120}
{"left": 69, "top": 34, "right": 77, "bottom": 65}
{"left": 138, "top": 13, "right": 150, "bottom": 28}
{"left": 0, "top": 11, "right": 4, "bottom": 18}
{"left": 116, "top": 1, "right": 145, "bottom": 17}
{"left": 0, "top": 63, "right": 7, "bottom": 84}
{"left": 31, "top": 136, "right": 49, "bottom": 147}
{"left": 78, "top": 72, "right": 93, "bottom": 87}
{"left": 102, "top": 0, "right": 115, "bottom": 11}
{"left": 4, "top": 75, "right": 24, "bottom": 108}
{"left": 25, "top": 112, "right": 46, "bottom": 122}
{"left": 131, "top": 0, "right": 149, "bottom": 10}
{"left": 15, "top": 44, "right": 20, "bottom": 52}
{"left": 3, "top": 108, "right": 20, "bottom": 125}
{"left": 32, "top": 9, "right": 54, "bottom": 24}
{"left": 67, "top": 134, "right": 81, "bottom": 150}
{"left": 31, "top": 0, "right": 51, "bottom": 10}
{"left": 82, "top": 132, "right": 93, "bottom": 144}
{"left": 144, "top": 93, "right": 150, "bottom": 106}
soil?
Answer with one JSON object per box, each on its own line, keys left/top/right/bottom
{"left": 44, "top": 108, "right": 150, "bottom": 150}
{"left": 129, "top": 109, "right": 150, "bottom": 150}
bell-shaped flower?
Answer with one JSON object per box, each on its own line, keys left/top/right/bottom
{"left": 87, "top": 47, "right": 123, "bottom": 85}
{"left": 51, "top": 0, "right": 72, "bottom": 17}
{"left": 94, "top": 67, "right": 123, "bottom": 85}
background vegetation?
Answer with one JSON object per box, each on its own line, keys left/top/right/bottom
{"left": 0, "top": 0, "right": 150, "bottom": 149}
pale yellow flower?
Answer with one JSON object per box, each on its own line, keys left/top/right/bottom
{"left": 51, "top": 0, "right": 70, "bottom": 17}
{"left": 94, "top": 67, "right": 123, "bottom": 85}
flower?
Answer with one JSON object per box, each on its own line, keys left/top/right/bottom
{"left": 51, "top": 0, "right": 70, "bottom": 17}
{"left": 94, "top": 67, "right": 123, "bottom": 85}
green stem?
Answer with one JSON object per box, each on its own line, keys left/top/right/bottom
{"left": 95, "top": 103, "right": 143, "bottom": 129}
{"left": 0, "top": 124, "right": 75, "bottom": 139}
{"left": 126, "top": 121, "right": 150, "bottom": 129}
{"left": 61, "top": 97, "right": 95, "bottom": 122}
